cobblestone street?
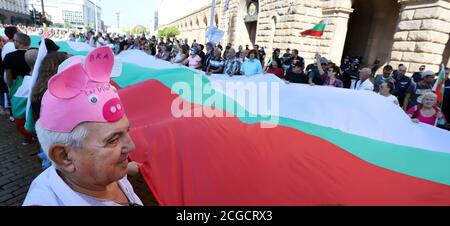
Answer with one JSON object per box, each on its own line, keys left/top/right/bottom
{"left": 0, "top": 114, "right": 157, "bottom": 206}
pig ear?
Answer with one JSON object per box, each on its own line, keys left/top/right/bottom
{"left": 48, "top": 63, "right": 87, "bottom": 99}
{"left": 84, "top": 46, "right": 114, "bottom": 82}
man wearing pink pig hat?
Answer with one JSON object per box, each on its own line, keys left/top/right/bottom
{"left": 23, "top": 47, "right": 143, "bottom": 206}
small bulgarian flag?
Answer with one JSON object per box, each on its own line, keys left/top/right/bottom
{"left": 433, "top": 64, "right": 446, "bottom": 103}
{"left": 300, "top": 18, "right": 329, "bottom": 37}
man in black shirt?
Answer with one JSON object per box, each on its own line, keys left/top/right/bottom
{"left": 392, "top": 65, "right": 412, "bottom": 110}
{"left": 285, "top": 62, "right": 309, "bottom": 84}
{"left": 290, "top": 49, "right": 305, "bottom": 72}
{"left": 411, "top": 65, "right": 426, "bottom": 83}
{"left": 3, "top": 33, "right": 31, "bottom": 89}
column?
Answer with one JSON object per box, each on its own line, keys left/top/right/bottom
{"left": 322, "top": 4, "right": 354, "bottom": 65}
{"left": 390, "top": 0, "right": 450, "bottom": 72}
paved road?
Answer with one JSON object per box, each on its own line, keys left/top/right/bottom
{"left": 0, "top": 114, "right": 157, "bottom": 206}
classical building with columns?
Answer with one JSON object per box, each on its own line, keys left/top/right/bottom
{"left": 160, "top": 0, "right": 450, "bottom": 73}
{"left": 0, "top": 0, "right": 29, "bottom": 24}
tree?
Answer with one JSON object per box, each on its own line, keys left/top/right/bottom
{"left": 157, "top": 26, "right": 180, "bottom": 39}
{"left": 53, "top": 23, "right": 65, "bottom": 28}
{"left": 85, "top": 25, "right": 94, "bottom": 32}
{"left": 131, "top": 25, "right": 150, "bottom": 35}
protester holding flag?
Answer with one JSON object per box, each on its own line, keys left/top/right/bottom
{"left": 441, "top": 67, "right": 450, "bottom": 128}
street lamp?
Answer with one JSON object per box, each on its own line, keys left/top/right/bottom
{"left": 32, "top": 4, "right": 36, "bottom": 26}
{"left": 94, "top": 0, "right": 102, "bottom": 32}
{"left": 115, "top": 11, "right": 120, "bottom": 30}
{"left": 40, "top": 0, "right": 46, "bottom": 25}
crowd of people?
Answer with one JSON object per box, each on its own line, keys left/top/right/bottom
{"left": 0, "top": 24, "right": 449, "bottom": 206}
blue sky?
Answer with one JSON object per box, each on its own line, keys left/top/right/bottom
{"left": 98, "top": 0, "right": 158, "bottom": 29}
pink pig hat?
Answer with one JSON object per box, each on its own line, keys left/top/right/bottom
{"left": 39, "top": 46, "right": 125, "bottom": 133}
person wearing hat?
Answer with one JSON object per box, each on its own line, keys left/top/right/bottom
{"left": 403, "top": 70, "right": 435, "bottom": 111}
{"left": 202, "top": 42, "right": 215, "bottom": 72}
{"left": 23, "top": 47, "right": 143, "bottom": 206}
{"left": 182, "top": 46, "right": 203, "bottom": 69}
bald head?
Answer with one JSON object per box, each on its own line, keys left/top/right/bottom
{"left": 359, "top": 68, "right": 372, "bottom": 81}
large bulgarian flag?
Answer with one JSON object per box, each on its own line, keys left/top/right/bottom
{"left": 22, "top": 33, "right": 450, "bottom": 206}
{"left": 300, "top": 18, "right": 328, "bottom": 37}
{"left": 433, "top": 64, "right": 446, "bottom": 103}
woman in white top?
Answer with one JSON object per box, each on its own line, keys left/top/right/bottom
{"left": 171, "top": 44, "right": 189, "bottom": 64}
{"left": 379, "top": 81, "right": 399, "bottom": 106}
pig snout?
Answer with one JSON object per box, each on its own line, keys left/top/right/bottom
{"left": 103, "top": 98, "right": 125, "bottom": 122}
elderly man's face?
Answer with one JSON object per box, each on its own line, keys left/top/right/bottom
{"left": 359, "top": 68, "right": 371, "bottom": 80}
{"left": 69, "top": 116, "right": 135, "bottom": 186}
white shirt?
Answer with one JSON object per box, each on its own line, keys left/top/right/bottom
{"left": 1, "top": 42, "right": 16, "bottom": 60}
{"left": 352, "top": 79, "right": 374, "bottom": 91}
{"left": 23, "top": 166, "right": 143, "bottom": 206}
{"left": 384, "top": 94, "right": 400, "bottom": 105}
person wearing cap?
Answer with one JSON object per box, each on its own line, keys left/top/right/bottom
{"left": 342, "top": 58, "right": 360, "bottom": 89}
{"left": 373, "top": 65, "right": 395, "bottom": 93}
{"left": 403, "top": 70, "right": 435, "bottom": 111}
{"left": 23, "top": 47, "right": 143, "bottom": 206}
{"left": 182, "top": 46, "right": 203, "bottom": 70}
{"left": 351, "top": 68, "right": 374, "bottom": 91}
{"left": 202, "top": 42, "right": 215, "bottom": 72}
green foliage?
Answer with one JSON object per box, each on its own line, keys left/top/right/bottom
{"left": 85, "top": 25, "right": 94, "bottom": 32}
{"left": 130, "top": 25, "right": 150, "bottom": 35}
{"left": 157, "top": 26, "right": 180, "bottom": 39}
{"left": 53, "top": 23, "right": 65, "bottom": 28}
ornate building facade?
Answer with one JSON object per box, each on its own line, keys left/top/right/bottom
{"left": 160, "top": 0, "right": 450, "bottom": 73}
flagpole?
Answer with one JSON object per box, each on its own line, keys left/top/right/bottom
{"left": 210, "top": 0, "right": 216, "bottom": 29}
{"left": 434, "top": 64, "right": 445, "bottom": 127}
